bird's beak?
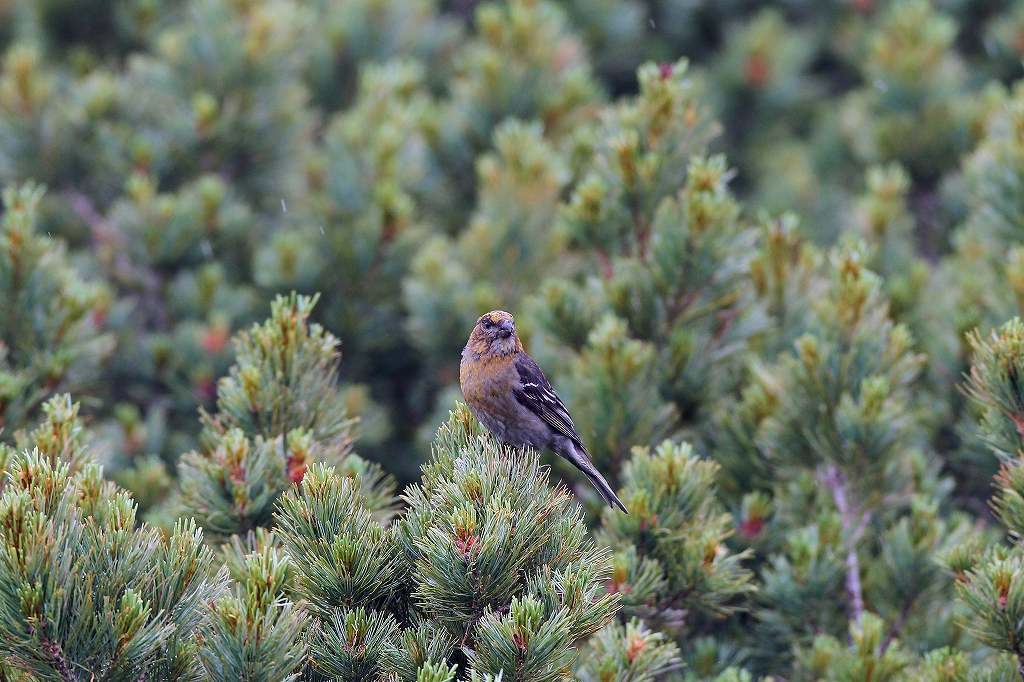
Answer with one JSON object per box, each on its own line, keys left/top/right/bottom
{"left": 499, "top": 320, "right": 514, "bottom": 338}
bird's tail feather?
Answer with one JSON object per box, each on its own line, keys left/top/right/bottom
{"left": 562, "top": 442, "right": 628, "bottom": 513}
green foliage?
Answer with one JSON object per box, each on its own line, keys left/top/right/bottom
{"left": 199, "top": 542, "right": 306, "bottom": 681}
{"left": 271, "top": 405, "right": 619, "bottom": 680}
{"left": 400, "top": 406, "right": 618, "bottom": 641}
{"left": 759, "top": 243, "right": 924, "bottom": 490}
{"left": 576, "top": 619, "right": 680, "bottom": 682}
{"left": 201, "top": 293, "right": 354, "bottom": 457}
{"left": 0, "top": 183, "right": 111, "bottom": 432}
{"left": 530, "top": 63, "right": 756, "bottom": 478}
{"left": 956, "top": 317, "right": 1024, "bottom": 674}
{"left": 7, "top": 1, "right": 1024, "bottom": 679}
{"left": 599, "top": 441, "right": 754, "bottom": 625}
{"left": 964, "top": 318, "right": 1024, "bottom": 464}
{"left": 176, "top": 293, "right": 359, "bottom": 538}
{"left": 794, "top": 612, "right": 911, "bottom": 682}
{"left": 0, "top": 444, "right": 226, "bottom": 678}
{"left": 275, "top": 462, "right": 401, "bottom": 619}
{"left": 445, "top": 0, "right": 599, "bottom": 155}
{"left": 677, "top": 229, "right": 976, "bottom": 676}
{"left": 0, "top": 0, "right": 1021, "bottom": 480}
{"left": 15, "top": 393, "right": 92, "bottom": 472}
{"left": 840, "top": 0, "right": 973, "bottom": 181}
{"left": 309, "top": 607, "right": 400, "bottom": 681}
{"left": 177, "top": 428, "right": 292, "bottom": 538}
{"left": 384, "top": 622, "right": 458, "bottom": 682}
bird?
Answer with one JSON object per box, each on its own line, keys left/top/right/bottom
{"left": 459, "top": 310, "right": 627, "bottom": 512}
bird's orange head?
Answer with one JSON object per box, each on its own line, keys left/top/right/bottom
{"left": 466, "top": 310, "right": 523, "bottom": 357}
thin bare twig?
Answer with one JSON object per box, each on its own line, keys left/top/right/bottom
{"left": 822, "top": 464, "right": 866, "bottom": 624}
{"left": 881, "top": 594, "right": 916, "bottom": 653}
{"left": 65, "top": 189, "right": 169, "bottom": 332}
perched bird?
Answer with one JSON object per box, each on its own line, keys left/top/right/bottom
{"left": 460, "top": 310, "right": 627, "bottom": 512}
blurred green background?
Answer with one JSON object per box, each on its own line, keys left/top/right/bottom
{"left": 1, "top": 0, "right": 1022, "bottom": 497}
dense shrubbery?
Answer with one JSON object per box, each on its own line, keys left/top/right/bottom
{"left": 4, "top": 0, "right": 1024, "bottom": 679}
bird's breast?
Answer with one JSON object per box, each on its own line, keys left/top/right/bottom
{"left": 460, "top": 355, "right": 519, "bottom": 416}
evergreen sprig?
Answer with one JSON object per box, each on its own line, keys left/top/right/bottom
{"left": 958, "top": 317, "right": 1024, "bottom": 675}
{"left": 199, "top": 542, "right": 307, "bottom": 681}
{"left": 0, "top": 183, "right": 111, "bottom": 432}
{"left": 0, "top": 449, "right": 226, "bottom": 679}
{"left": 177, "top": 293, "right": 360, "bottom": 538}
{"left": 202, "top": 293, "right": 355, "bottom": 461}
{"left": 274, "top": 462, "right": 402, "bottom": 620}
{"left": 271, "top": 405, "right": 622, "bottom": 681}
{"left": 576, "top": 619, "right": 681, "bottom": 682}
{"left": 598, "top": 440, "right": 754, "bottom": 628}
{"left": 399, "top": 406, "right": 617, "bottom": 640}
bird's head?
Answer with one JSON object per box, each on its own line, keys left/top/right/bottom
{"left": 466, "top": 310, "right": 523, "bottom": 357}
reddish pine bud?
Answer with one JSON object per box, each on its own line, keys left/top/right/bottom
{"left": 287, "top": 456, "right": 308, "bottom": 484}
{"left": 740, "top": 516, "right": 766, "bottom": 539}
{"left": 996, "top": 571, "right": 1012, "bottom": 609}
{"left": 201, "top": 324, "right": 230, "bottom": 355}
{"left": 745, "top": 53, "right": 770, "bottom": 88}
{"left": 91, "top": 307, "right": 108, "bottom": 328}
{"left": 455, "top": 534, "right": 479, "bottom": 558}
{"left": 626, "top": 634, "right": 647, "bottom": 663}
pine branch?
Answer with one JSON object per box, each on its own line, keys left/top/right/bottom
{"left": 38, "top": 636, "right": 74, "bottom": 682}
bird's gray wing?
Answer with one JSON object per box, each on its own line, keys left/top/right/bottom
{"left": 512, "top": 353, "right": 584, "bottom": 449}
{"left": 513, "top": 353, "right": 627, "bottom": 512}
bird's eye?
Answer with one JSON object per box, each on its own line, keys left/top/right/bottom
{"left": 481, "top": 318, "right": 493, "bottom": 329}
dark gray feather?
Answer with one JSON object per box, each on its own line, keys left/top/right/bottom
{"left": 512, "top": 354, "right": 583, "bottom": 447}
